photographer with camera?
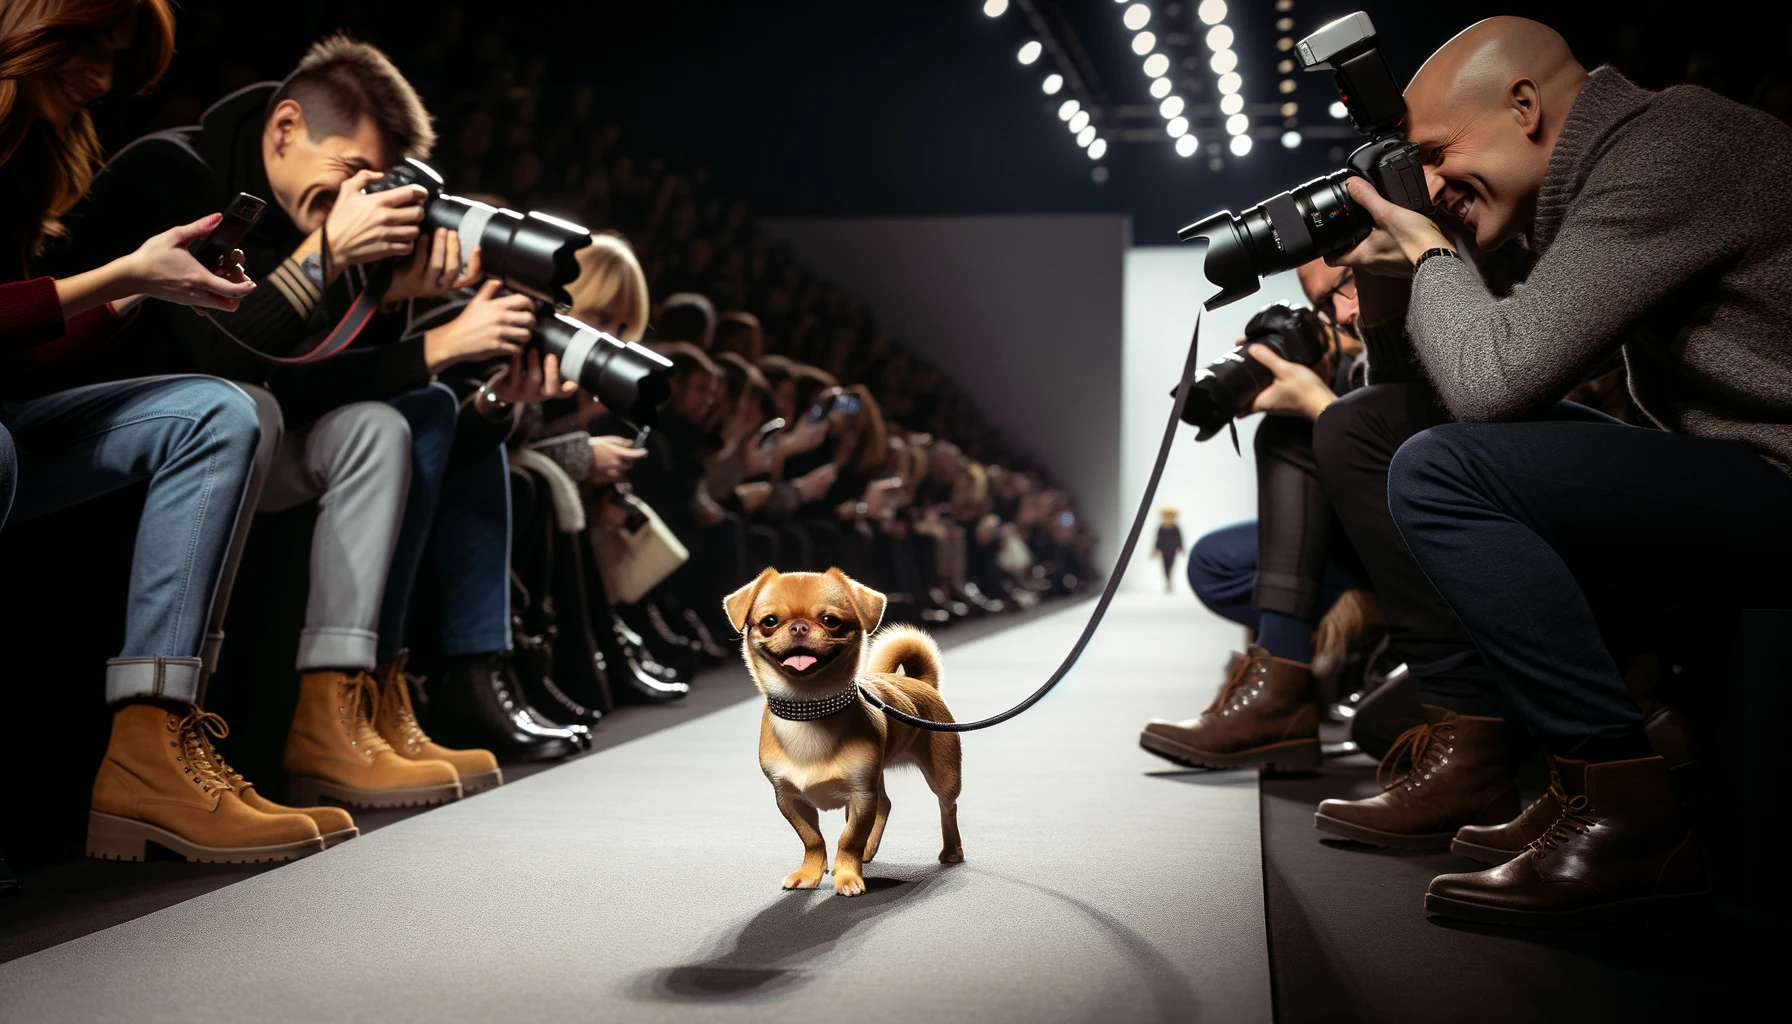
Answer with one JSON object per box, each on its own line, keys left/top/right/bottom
{"left": 1323, "top": 17, "right": 1792, "bottom": 925}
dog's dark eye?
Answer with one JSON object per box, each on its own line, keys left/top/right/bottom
{"left": 820, "top": 614, "right": 841, "bottom": 629}
{"left": 759, "top": 615, "right": 779, "bottom": 629}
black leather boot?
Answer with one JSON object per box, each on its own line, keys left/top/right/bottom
{"left": 512, "top": 614, "right": 601, "bottom": 735}
{"left": 618, "top": 603, "right": 698, "bottom": 680}
{"left": 603, "top": 614, "right": 690, "bottom": 703}
{"left": 432, "top": 654, "right": 579, "bottom": 761}
{"left": 678, "top": 607, "right": 730, "bottom": 663}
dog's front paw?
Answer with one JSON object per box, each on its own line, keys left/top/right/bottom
{"left": 832, "top": 871, "right": 866, "bottom": 896}
{"left": 939, "top": 846, "right": 964, "bottom": 864}
{"left": 782, "top": 869, "right": 823, "bottom": 890}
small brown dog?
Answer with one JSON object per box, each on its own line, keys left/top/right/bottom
{"left": 724, "top": 568, "right": 963, "bottom": 896}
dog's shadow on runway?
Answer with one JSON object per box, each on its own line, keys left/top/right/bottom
{"left": 638, "top": 864, "right": 964, "bottom": 1002}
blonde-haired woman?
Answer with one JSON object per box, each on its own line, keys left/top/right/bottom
{"left": 566, "top": 230, "right": 650, "bottom": 343}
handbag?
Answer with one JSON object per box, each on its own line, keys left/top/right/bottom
{"left": 589, "top": 490, "right": 689, "bottom": 605}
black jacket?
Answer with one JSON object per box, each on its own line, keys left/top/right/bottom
{"left": 42, "top": 83, "right": 430, "bottom": 426}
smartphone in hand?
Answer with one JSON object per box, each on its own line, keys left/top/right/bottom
{"left": 189, "top": 193, "right": 266, "bottom": 273}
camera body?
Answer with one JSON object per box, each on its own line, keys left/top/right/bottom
{"left": 1178, "top": 12, "right": 1431, "bottom": 310}
{"left": 366, "top": 159, "right": 673, "bottom": 426}
{"left": 1179, "top": 303, "right": 1330, "bottom": 440}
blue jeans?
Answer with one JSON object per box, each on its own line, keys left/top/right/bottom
{"left": 379, "top": 386, "right": 512, "bottom": 663}
{"left": 0, "top": 376, "right": 263, "bottom": 703}
{"left": 1187, "top": 520, "right": 1359, "bottom": 632}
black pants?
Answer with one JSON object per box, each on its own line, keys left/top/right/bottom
{"left": 1313, "top": 384, "right": 1500, "bottom": 714}
{"left": 1389, "top": 404, "right": 1792, "bottom": 759}
{"left": 1252, "top": 415, "right": 1361, "bottom": 621}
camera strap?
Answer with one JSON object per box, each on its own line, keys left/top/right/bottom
{"left": 857, "top": 312, "right": 1205, "bottom": 732}
{"left": 196, "top": 262, "right": 392, "bottom": 367}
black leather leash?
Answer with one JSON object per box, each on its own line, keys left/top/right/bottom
{"left": 858, "top": 311, "right": 1204, "bottom": 732}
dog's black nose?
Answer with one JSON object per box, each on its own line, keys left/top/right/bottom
{"left": 789, "top": 621, "right": 810, "bottom": 639}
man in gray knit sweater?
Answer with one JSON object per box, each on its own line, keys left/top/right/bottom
{"left": 1316, "top": 17, "right": 1792, "bottom": 927}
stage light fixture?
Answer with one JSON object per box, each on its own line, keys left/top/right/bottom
{"left": 1277, "top": 17, "right": 1294, "bottom": 31}
{"left": 1088, "top": 138, "right": 1108, "bottom": 159}
{"left": 1077, "top": 125, "right": 1097, "bottom": 147}
{"left": 1230, "top": 134, "right": 1253, "bottom": 156}
{"left": 983, "top": 0, "right": 1009, "bottom": 16}
{"left": 1279, "top": 79, "right": 1297, "bottom": 94}
{"left": 1018, "top": 40, "right": 1042, "bottom": 64}
{"left": 1167, "top": 116, "right": 1190, "bottom": 138}
{"left": 1043, "top": 73, "right": 1064, "bottom": 95}
{"left": 1280, "top": 101, "right": 1298, "bottom": 116}
{"left": 1175, "top": 134, "right": 1199, "bottom": 157}
{"left": 1205, "top": 25, "right": 1233, "bottom": 50}
{"left": 1279, "top": 59, "right": 1295, "bottom": 74}
{"left": 1225, "top": 113, "right": 1249, "bottom": 135}
{"left": 1219, "top": 93, "right": 1243, "bottom": 115}
{"left": 1143, "top": 53, "right": 1170, "bottom": 77}
{"left": 1058, "top": 99, "right": 1080, "bottom": 120}
{"left": 1208, "top": 49, "right": 1238, "bottom": 76}
{"left": 1068, "top": 109, "right": 1091, "bottom": 133}
{"left": 1276, "top": 36, "right": 1294, "bottom": 51}
{"left": 1217, "top": 72, "right": 1242, "bottom": 94}
{"left": 1329, "top": 100, "right": 1348, "bottom": 119}
{"left": 1197, "top": 0, "right": 1227, "bottom": 26}
{"left": 1283, "top": 130, "right": 1303, "bottom": 148}
{"left": 1124, "top": 4, "right": 1151, "bottom": 30}
{"left": 1092, "top": 166, "right": 1109, "bottom": 184}
{"left": 1275, "top": 0, "right": 1293, "bottom": 9}
{"left": 1159, "top": 95, "right": 1185, "bottom": 119}
{"left": 1150, "top": 77, "right": 1172, "bottom": 98}
{"left": 1132, "top": 31, "right": 1157, "bottom": 55}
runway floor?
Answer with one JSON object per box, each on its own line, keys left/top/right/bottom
{"left": 0, "top": 595, "right": 1269, "bottom": 1024}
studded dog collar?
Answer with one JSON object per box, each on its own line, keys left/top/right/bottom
{"left": 766, "top": 684, "right": 863, "bottom": 721}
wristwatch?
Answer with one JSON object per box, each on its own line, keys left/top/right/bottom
{"left": 1414, "top": 246, "right": 1460, "bottom": 273}
{"left": 476, "top": 380, "right": 512, "bottom": 417}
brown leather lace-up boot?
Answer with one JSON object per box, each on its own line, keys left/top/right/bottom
{"left": 88, "top": 704, "right": 324, "bottom": 863}
{"left": 1314, "top": 705, "right": 1520, "bottom": 850}
{"left": 373, "top": 652, "right": 503, "bottom": 796}
{"left": 285, "top": 671, "right": 463, "bottom": 808}
{"left": 1425, "top": 755, "right": 1707, "bottom": 927}
{"left": 1139, "top": 646, "right": 1320, "bottom": 771}
{"left": 196, "top": 732, "right": 359, "bottom": 849}
{"left": 1451, "top": 757, "right": 1566, "bottom": 864}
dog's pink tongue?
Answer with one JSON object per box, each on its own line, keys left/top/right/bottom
{"left": 782, "top": 654, "right": 818, "bottom": 671}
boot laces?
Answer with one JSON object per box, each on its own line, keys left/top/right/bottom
{"left": 1527, "top": 794, "right": 1596, "bottom": 859}
{"left": 168, "top": 709, "right": 235, "bottom": 795}
{"left": 1376, "top": 720, "right": 1456, "bottom": 791}
{"left": 338, "top": 673, "right": 394, "bottom": 755}
{"left": 383, "top": 671, "right": 432, "bottom": 753}
{"left": 1207, "top": 655, "right": 1270, "bottom": 717}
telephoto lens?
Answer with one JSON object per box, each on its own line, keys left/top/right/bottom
{"left": 1178, "top": 172, "right": 1373, "bottom": 311}
{"left": 1180, "top": 303, "right": 1331, "bottom": 440}
{"left": 534, "top": 312, "right": 674, "bottom": 428}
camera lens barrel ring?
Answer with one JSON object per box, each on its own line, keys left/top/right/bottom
{"left": 1263, "top": 192, "right": 1317, "bottom": 265}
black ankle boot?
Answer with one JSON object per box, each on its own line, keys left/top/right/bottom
{"left": 432, "top": 654, "right": 580, "bottom": 761}
{"left": 603, "top": 615, "right": 690, "bottom": 703}
{"left": 618, "top": 604, "right": 698, "bottom": 680}
{"left": 678, "top": 607, "right": 730, "bottom": 663}
{"left": 512, "top": 615, "right": 602, "bottom": 732}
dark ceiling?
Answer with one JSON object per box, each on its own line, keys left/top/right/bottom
{"left": 100, "top": 0, "right": 1792, "bottom": 244}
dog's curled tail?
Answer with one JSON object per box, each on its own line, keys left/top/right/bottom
{"left": 865, "top": 625, "right": 943, "bottom": 689}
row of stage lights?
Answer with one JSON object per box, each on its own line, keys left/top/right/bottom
{"left": 986, "top": 0, "right": 1111, "bottom": 163}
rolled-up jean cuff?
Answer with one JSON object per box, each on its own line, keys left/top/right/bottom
{"left": 106, "top": 656, "right": 204, "bottom": 704}
{"left": 296, "top": 627, "right": 379, "bottom": 672}
{"left": 1252, "top": 570, "right": 1321, "bottom": 621}
{"left": 201, "top": 631, "right": 225, "bottom": 674}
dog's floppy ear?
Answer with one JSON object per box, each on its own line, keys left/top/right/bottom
{"left": 827, "top": 568, "right": 886, "bottom": 633}
{"left": 723, "top": 568, "right": 780, "bottom": 633}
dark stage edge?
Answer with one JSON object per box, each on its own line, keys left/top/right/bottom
{"left": 0, "top": 594, "right": 1270, "bottom": 1023}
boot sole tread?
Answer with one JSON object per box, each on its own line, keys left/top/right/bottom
{"left": 286, "top": 776, "right": 463, "bottom": 809}
{"left": 1313, "top": 812, "right": 1456, "bottom": 850}
{"left": 459, "top": 769, "right": 504, "bottom": 795}
{"left": 85, "top": 811, "right": 324, "bottom": 864}
{"left": 1139, "top": 733, "right": 1320, "bottom": 772}
{"left": 1424, "top": 890, "right": 1711, "bottom": 928}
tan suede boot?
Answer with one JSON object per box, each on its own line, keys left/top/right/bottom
{"left": 284, "top": 671, "right": 462, "bottom": 808}
{"left": 195, "top": 732, "right": 359, "bottom": 849}
{"left": 374, "top": 653, "right": 503, "bottom": 796}
{"left": 1139, "top": 646, "right": 1321, "bottom": 771}
{"left": 88, "top": 704, "right": 324, "bottom": 863}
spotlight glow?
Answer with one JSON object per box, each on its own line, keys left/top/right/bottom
{"left": 1166, "top": 116, "right": 1190, "bottom": 138}
{"left": 1088, "top": 138, "right": 1108, "bottom": 160}
{"left": 1175, "top": 134, "right": 1199, "bottom": 157}
{"left": 983, "top": 0, "right": 1009, "bottom": 16}
{"left": 1132, "top": 31, "right": 1157, "bottom": 55}
{"left": 1058, "top": 99, "right": 1081, "bottom": 121}
{"left": 1225, "top": 113, "right": 1249, "bottom": 135}
{"left": 1217, "top": 72, "right": 1242, "bottom": 94}
{"left": 1205, "top": 25, "right": 1234, "bottom": 50}
{"left": 1230, "top": 134, "right": 1253, "bottom": 156}
{"left": 1077, "top": 125, "right": 1097, "bottom": 147}
{"left": 1018, "top": 40, "right": 1043, "bottom": 64}
{"left": 1282, "top": 130, "right": 1302, "bottom": 148}
{"left": 1197, "top": 0, "right": 1228, "bottom": 26}
{"left": 1123, "top": 4, "right": 1151, "bottom": 30}
{"left": 1068, "top": 110, "right": 1092, "bottom": 133}
{"left": 1143, "top": 53, "right": 1171, "bottom": 77}
{"left": 1329, "top": 100, "right": 1348, "bottom": 119}
{"left": 1278, "top": 59, "right": 1295, "bottom": 74}
{"left": 1043, "top": 73, "right": 1064, "bottom": 95}
{"left": 1219, "top": 93, "right": 1244, "bottom": 115}
{"left": 1149, "top": 76, "right": 1173, "bottom": 98}
{"left": 1209, "top": 49, "right": 1238, "bottom": 74}
{"left": 1159, "top": 95, "right": 1185, "bottom": 119}
{"left": 1279, "top": 78, "right": 1297, "bottom": 94}
{"left": 1280, "top": 101, "right": 1298, "bottom": 116}
{"left": 1276, "top": 36, "right": 1294, "bottom": 52}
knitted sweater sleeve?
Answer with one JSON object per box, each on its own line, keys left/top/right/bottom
{"left": 1405, "top": 120, "right": 1734, "bottom": 422}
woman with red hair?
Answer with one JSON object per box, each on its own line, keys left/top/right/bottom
{"left": 1, "top": 0, "right": 330, "bottom": 866}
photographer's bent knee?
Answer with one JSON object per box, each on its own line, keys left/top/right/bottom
{"left": 177, "top": 377, "right": 266, "bottom": 458}
{"left": 1385, "top": 423, "right": 1479, "bottom": 529}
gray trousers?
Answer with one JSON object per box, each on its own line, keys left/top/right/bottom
{"left": 256, "top": 401, "right": 412, "bottom": 672}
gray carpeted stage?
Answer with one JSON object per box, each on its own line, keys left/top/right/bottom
{"left": 0, "top": 596, "right": 1269, "bottom": 1023}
